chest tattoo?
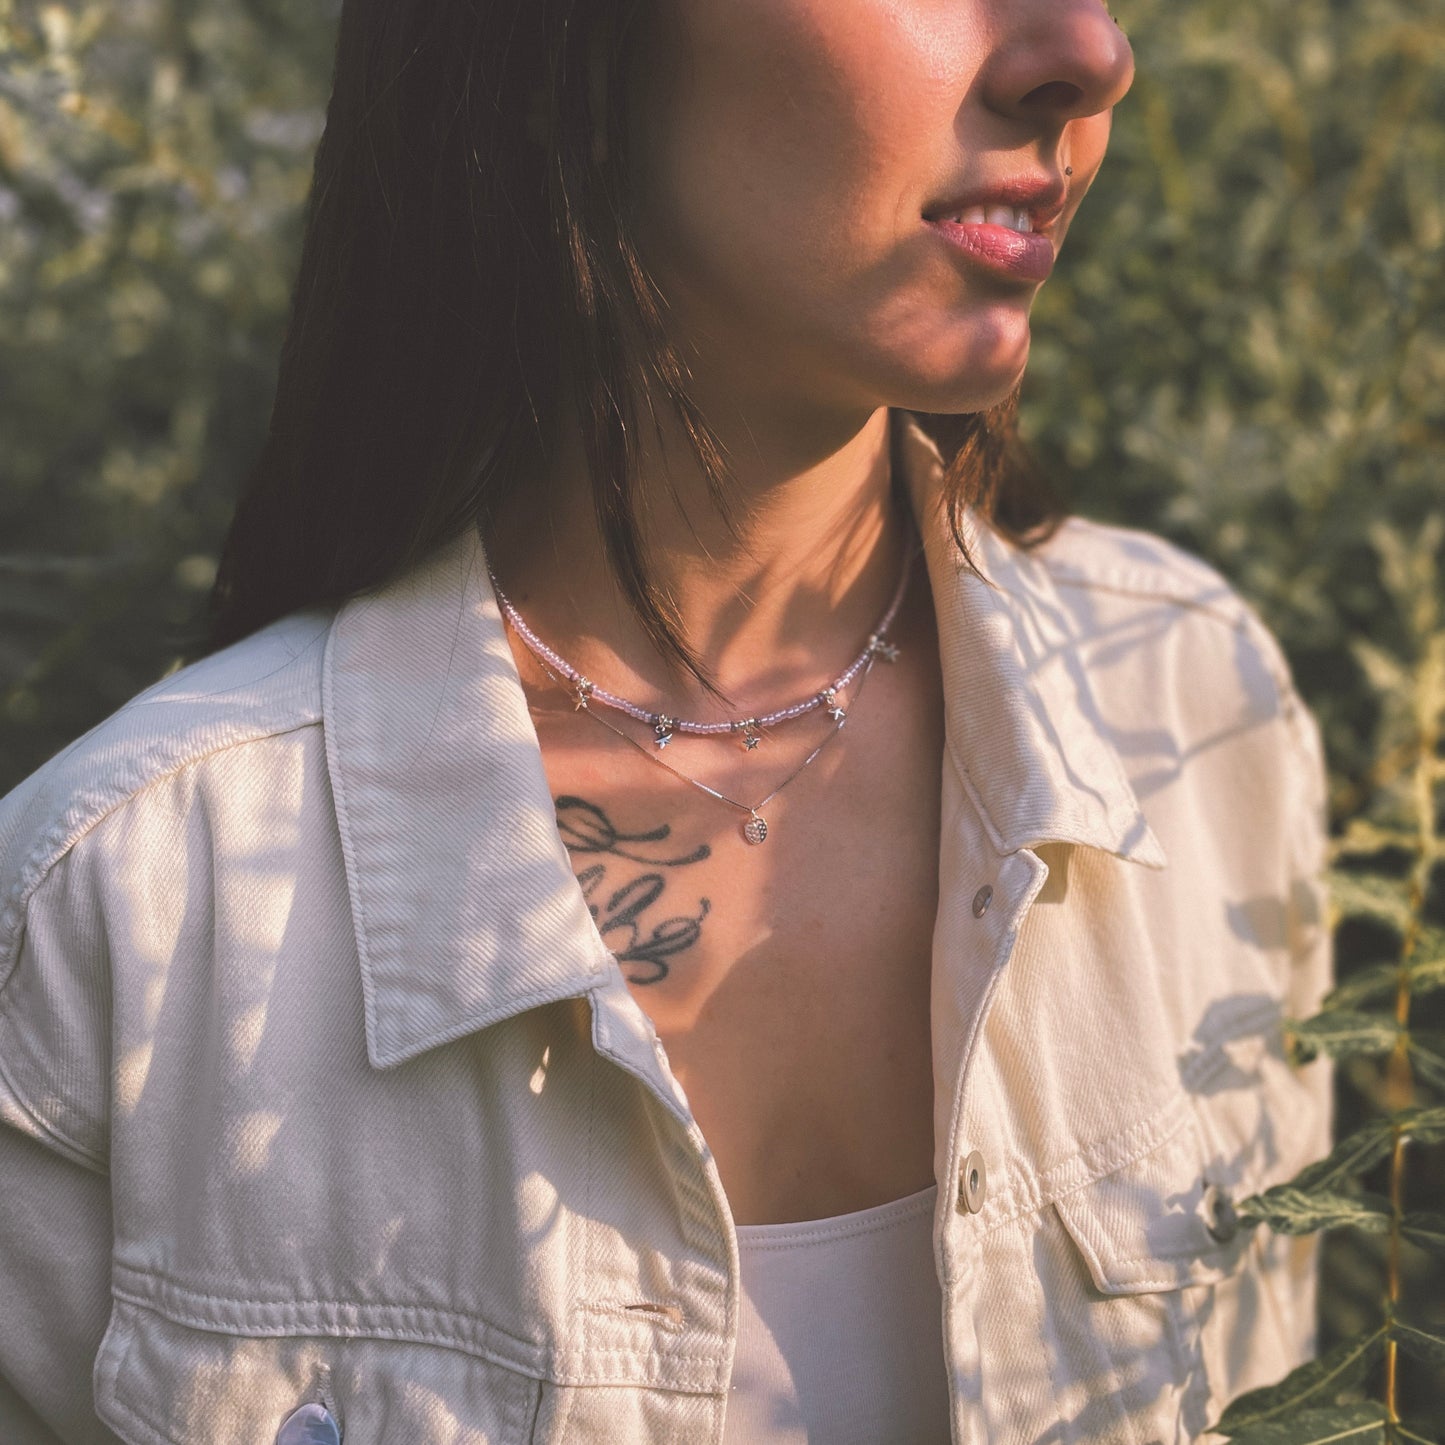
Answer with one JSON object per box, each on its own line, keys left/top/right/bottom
{"left": 554, "top": 795, "right": 711, "bottom": 986}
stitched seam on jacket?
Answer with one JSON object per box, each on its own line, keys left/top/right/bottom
{"left": 96, "top": 1327, "right": 168, "bottom": 1445}
{"left": 1044, "top": 565, "right": 1297, "bottom": 710}
{"left": 0, "top": 719, "right": 323, "bottom": 992}
{"left": 110, "top": 1273, "right": 547, "bottom": 1371}
{"left": 112, "top": 1268, "right": 733, "bottom": 1382}
{"left": 939, "top": 822, "right": 1050, "bottom": 1290}
{"left": 99, "top": 1302, "right": 556, "bottom": 1443}
{"left": 967, "top": 1093, "right": 1196, "bottom": 1240}
{"left": 1037, "top": 524, "right": 1248, "bottom": 616}
{"left": 1102, "top": 1244, "right": 1233, "bottom": 1272}
{"left": 578, "top": 1026, "right": 599, "bottom": 1365}
{"left": 112, "top": 1294, "right": 729, "bottom": 1399}
{"left": 576, "top": 1300, "right": 687, "bottom": 1336}
{"left": 318, "top": 603, "right": 383, "bottom": 1069}
{"left": 1044, "top": 566, "right": 1245, "bottom": 622}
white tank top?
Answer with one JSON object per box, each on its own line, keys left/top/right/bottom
{"left": 722, "top": 1182, "right": 952, "bottom": 1443}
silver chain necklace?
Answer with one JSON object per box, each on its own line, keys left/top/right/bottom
{"left": 563, "top": 643, "right": 884, "bottom": 845}
{"left": 488, "top": 532, "right": 914, "bottom": 752}
{"left": 491, "top": 538, "right": 916, "bottom": 844}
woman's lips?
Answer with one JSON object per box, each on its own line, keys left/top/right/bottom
{"left": 924, "top": 218, "right": 1056, "bottom": 283}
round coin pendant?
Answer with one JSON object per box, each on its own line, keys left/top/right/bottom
{"left": 743, "top": 814, "right": 768, "bottom": 845}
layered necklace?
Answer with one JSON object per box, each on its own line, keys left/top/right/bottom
{"left": 489, "top": 531, "right": 916, "bottom": 845}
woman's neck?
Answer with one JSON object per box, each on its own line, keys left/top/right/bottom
{"left": 488, "top": 403, "right": 908, "bottom": 719}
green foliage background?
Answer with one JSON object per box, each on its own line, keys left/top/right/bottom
{"left": 1, "top": 0, "right": 1442, "bottom": 1431}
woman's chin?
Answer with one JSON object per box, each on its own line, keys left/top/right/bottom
{"left": 896, "top": 345, "right": 1030, "bottom": 416}
{"left": 870, "top": 303, "right": 1033, "bottom": 415}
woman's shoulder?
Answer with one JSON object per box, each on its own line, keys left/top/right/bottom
{"left": 0, "top": 608, "right": 338, "bottom": 1165}
{"left": 1020, "top": 511, "right": 1328, "bottom": 841}
{"left": 1030, "top": 513, "right": 1309, "bottom": 717}
{"left": 1037, "top": 514, "right": 1265, "bottom": 624}
{"left": 0, "top": 609, "right": 334, "bottom": 964}
{"left": 989, "top": 512, "right": 1326, "bottom": 830}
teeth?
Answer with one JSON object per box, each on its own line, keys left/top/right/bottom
{"left": 988, "top": 206, "right": 1032, "bottom": 232}
{"left": 943, "top": 205, "right": 1033, "bottom": 232}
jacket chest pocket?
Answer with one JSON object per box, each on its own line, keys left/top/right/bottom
{"left": 1039, "top": 1053, "right": 1326, "bottom": 1439}
{"left": 93, "top": 1297, "right": 544, "bottom": 1445}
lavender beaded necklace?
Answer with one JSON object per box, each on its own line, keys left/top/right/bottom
{"left": 488, "top": 532, "right": 916, "bottom": 844}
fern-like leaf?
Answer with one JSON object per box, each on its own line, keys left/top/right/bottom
{"left": 1391, "top": 1318, "right": 1445, "bottom": 1368}
{"left": 1398, "top": 1212, "right": 1445, "bottom": 1256}
{"left": 1238, "top": 1188, "right": 1391, "bottom": 1235}
{"left": 1209, "top": 1330, "right": 1387, "bottom": 1434}
{"left": 1395, "top": 1104, "right": 1445, "bottom": 1144}
{"left": 1325, "top": 871, "right": 1413, "bottom": 932}
{"left": 1222, "top": 1402, "right": 1389, "bottom": 1444}
{"left": 1290, "top": 1012, "right": 1401, "bottom": 1064}
{"left": 1323, "top": 946, "right": 1445, "bottom": 1011}
{"left": 1406, "top": 1032, "right": 1445, "bottom": 1093}
{"left": 1284, "top": 1118, "right": 1397, "bottom": 1194}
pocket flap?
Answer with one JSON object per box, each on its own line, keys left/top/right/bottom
{"left": 94, "top": 1298, "right": 541, "bottom": 1444}
{"left": 1051, "top": 1117, "right": 1242, "bottom": 1296}
{"left": 1053, "top": 1042, "right": 1324, "bottom": 1298}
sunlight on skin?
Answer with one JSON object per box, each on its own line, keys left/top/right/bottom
{"left": 499, "top": 0, "right": 1134, "bottom": 714}
{"left": 623, "top": 0, "right": 1131, "bottom": 422}
{"left": 495, "top": 0, "right": 1136, "bottom": 1213}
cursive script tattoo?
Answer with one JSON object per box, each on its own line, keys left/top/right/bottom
{"left": 555, "top": 796, "right": 710, "bottom": 867}
{"left": 555, "top": 796, "right": 710, "bottom": 986}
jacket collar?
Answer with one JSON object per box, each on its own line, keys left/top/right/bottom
{"left": 897, "top": 417, "right": 1167, "bottom": 869}
{"left": 323, "top": 413, "right": 1165, "bottom": 1068}
{"left": 322, "top": 534, "right": 614, "bottom": 1069}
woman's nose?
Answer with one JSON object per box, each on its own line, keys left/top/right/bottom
{"left": 979, "top": 0, "right": 1135, "bottom": 124}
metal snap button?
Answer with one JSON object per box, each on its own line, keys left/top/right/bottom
{"left": 971, "top": 884, "right": 994, "bottom": 918}
{"left": 957, "top": 1149, "right": 988, "bottom": 1214}
{"left": 277, "top": 1403, "right": 341, "bottom": 1445}
{"left": 1203, "top": 1182, "right": 1239, "bottom": 1243}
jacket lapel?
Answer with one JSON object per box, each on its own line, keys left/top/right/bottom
{"left": 322, "top": 531, "right": 611, "bottom": 1069}
{"left": 900, "top": 416, "right": 1166, "bottom": 869}
{"left": 323, "top": 415, "right": 1166, "bottom": 1070}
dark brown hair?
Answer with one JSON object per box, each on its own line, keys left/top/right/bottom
{"left": 206, "top": 0, "right": 1062, "bottom": 674}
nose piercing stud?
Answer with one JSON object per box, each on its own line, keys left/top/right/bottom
{"left": 1065, "top": 166, "right": 1073, "bottom": 176}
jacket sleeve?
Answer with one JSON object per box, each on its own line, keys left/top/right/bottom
{"left": 0, "top": 1124, "right": 118, "bottom": 1443}
{"left": 1238, "top": 602, "right": 1336, "bottom": 1100}
{"left": 0, "top": 843, "right": 122, "bottom": 1443}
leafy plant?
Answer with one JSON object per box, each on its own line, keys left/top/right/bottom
{"left": 0, "top": 0, "right": 336, "bottom": 778}
{"left": 1207, "top": 520, "right": 1445, "bottom": 1441}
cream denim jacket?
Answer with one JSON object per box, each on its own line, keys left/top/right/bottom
{"left": 0, "top": 418, "right": 1332, "bottom": 1444}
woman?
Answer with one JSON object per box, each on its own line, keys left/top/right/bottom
{"left": 0, "top": 0, "right": 1333, "bottom": 1441}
